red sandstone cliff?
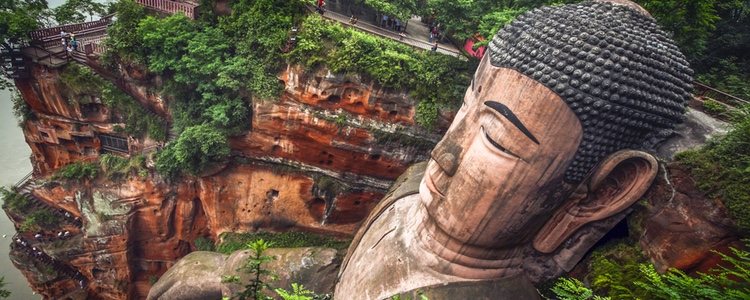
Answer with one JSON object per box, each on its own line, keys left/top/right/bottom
{"left": 7, "top": 59, "right": 440, "bottom": 299}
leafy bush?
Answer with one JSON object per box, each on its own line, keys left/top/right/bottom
{"left": 216, "top": 231, "right": 350, "bottom": 254}
{"left": 99, "top": 154, "right": 146, "bottom": 179}
{"left": 10, "top": 91, "right": 33, "bottom": 124}
{"left": 155, "top": 124, "right": 230, "bottom": 177}
{"left": 0, "top": 187, "right": 31, "bottom": 213}
{"left": 20, "top": 210, "right": 58, "bottom": 232}
{"left": 194, "top": 236, "right": 215, "bottom": 251}
{"left": 675, "top": 106, "right": 750, "bottom": 232}
{"left": 702, "top": 98, "right": 728, "bottom": 116}
{"left": 101, "top": 82, "right": 168, "bottom": 141}
{"left": 104, "top": 0, "right": 148, "bottom": 64}
{"left": 53, "top": 162, "right": 99, "bottom": 181}
{"left": 59, "top": 62, "right": 104, "bottom": 99}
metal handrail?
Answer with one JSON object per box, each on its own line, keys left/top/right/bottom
{"left": 28, "top": 14, "right": 114, "bottom": 40}
{"left": 694, "top": 81, "right": 750, "bottom": 107}
{"left": 11, "top": 171, "right": 34, "bottom": 192}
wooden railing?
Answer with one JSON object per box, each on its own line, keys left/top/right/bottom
{"left": 28, "top": 15, "right": 114, "bottom": 40}
{"left": 136, "top": 0, "right": 198, "bottom": 19}
{"left": 694, "top": 81, "right": 750, "bottom": 107}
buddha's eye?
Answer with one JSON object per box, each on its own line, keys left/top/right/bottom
{"left": 481, "top": 126, "right": 520, "bottom": 159}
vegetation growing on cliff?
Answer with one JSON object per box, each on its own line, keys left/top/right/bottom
{"left": 155, "top": 124, "right": 230, "bottom": 177}
{"left": 552, "top": 244, "right": 750, "bottom": 299}
{"left": 216, "top": 232, "right": 350, "bottom": 254}
{"left": 675, "top": 106, "right": 750, "bottom": 232}
{"left": 58, "top": 64, "right": 168, "bottom": 141}
{"left": 52, "top": 161, "right": 99, "bottom": 181}
{"left": 99, "top": 153, "right": 148, "bottom": 179}
{"left": 0, "top": 187, "right": 31, "bottom": 213}
{"left": 289, "top": 14, "right": 473, "bottom": 128}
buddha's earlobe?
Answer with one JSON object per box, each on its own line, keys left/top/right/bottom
{"left": 532, "top": 150, "right": 658, "bottom": 254}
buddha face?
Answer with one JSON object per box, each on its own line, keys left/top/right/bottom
{"left": 419, "top": 55, "right": 584, "bottom": 255}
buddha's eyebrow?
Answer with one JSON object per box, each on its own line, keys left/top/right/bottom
{"left": 484, "top": 101, "right": 540, "bottom": 145}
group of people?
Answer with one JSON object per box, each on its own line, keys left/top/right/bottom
{"left": 13, "top": 236, "right": 88, "bottom": 289}
{"left": 33, "top": 229, "right": 73, "bottom": 242}
{"left": 60, "top": 30, "right": 79, "bottom": 55}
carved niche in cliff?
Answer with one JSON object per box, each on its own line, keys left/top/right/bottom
{"left": 335, "top": 1, "right": 694, "bottom": 299}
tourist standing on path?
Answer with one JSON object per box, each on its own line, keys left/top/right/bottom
{"left": 431, "top": 40, "right": 438, "bottom": 52}
{"left": 316, "top": 0, "right": 325, "bottom": 14}
{"left": 60, "top": 30, "right": 68, "bottom": 47}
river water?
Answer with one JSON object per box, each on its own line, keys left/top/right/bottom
{"left": 1, "top": 1, "right": 73, "bottom": 297}
{"left": 0, "top": 89, "right": 37, "bottom": 299}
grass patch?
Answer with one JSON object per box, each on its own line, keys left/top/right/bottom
{"left": 216, "top": 231, "right": 350, "bottom": 254}
{"left": 52, "top": 162, "right": 99, "bottom": 181}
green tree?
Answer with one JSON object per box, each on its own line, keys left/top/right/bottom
{"left": 0, "top": 0, "right": 50, "bottom": 88}
{"left": 364, "top": 0, "right": 422, "bottom": 20}
{"left": 103, "top": 0, "right": 147, "bottom": 64}
{"left": 636, "top": 0, "right": 720, "bottom": 61}
{"left": 237, "top": 239, "right": 276, "bottom": 300}
{"left": 155, "top": 124, "right": 230, "bottom": 177}
{"left": 53, "top": 0, "right": 106, "bottom": 24}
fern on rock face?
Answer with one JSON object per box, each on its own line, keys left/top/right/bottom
{"left": 552, "top": 245, "right": 750, "bottom": 300}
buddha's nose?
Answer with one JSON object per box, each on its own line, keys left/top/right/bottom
{"left": 431, "top": 135, "right": 463, "bottom": 176}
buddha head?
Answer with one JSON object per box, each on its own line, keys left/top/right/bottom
{"left": 418, "top": 0, "right": 693, "bottom": 278}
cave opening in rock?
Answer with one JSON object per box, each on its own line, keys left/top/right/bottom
{"left": 327, "top": 95, "right": 341, "bottom": 104}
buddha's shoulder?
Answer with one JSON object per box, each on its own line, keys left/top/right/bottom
{"left": 383, "top": 161, "right": 427, "bottom": 202}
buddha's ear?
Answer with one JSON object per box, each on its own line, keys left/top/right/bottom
{"left": 533, "top": 150, "right": 658, "bottom": 253}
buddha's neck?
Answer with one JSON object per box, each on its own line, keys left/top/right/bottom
{"left": 412, "top": 199, "right": 526, "bottom": 279}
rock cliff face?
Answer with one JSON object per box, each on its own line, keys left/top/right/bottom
{"left": 634, "top": 163, "right": 741, "bottom": 273}
{"left": 7, "top": 60, "right": 438, "bottom": 299}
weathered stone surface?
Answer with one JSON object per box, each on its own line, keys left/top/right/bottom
{"left": 147, "top": 251, "right": 226, "bottom": 300}
{"left": 655, "top": 109, "right": 729, "bottom": 160}
{"left": 635, "top": 163, "right": 740, "bottom": 272}
{"left": 147, "top": 247, "right": 340, "bottom": 300}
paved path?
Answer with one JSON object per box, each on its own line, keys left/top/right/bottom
{"left": 310, "top": 6, "right": 464, "bottom": 58}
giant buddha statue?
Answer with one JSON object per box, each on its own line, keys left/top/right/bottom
{"left": 335, "top": 1, "right": 693, "bottom": 299}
